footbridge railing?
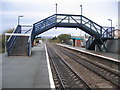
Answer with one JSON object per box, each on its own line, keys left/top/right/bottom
{"left": 33, "top": 14, "right": 56, "bottom": 32}
{"left": 32, "top": 14, "right": 114, "bottom": 51}
{"left": 33, "top": 14, "right": 114, "bottom": 38}
{"left": 6, "top": 25, "right": 32, "bottom": 56}
{"left": 6, "top": 25, "right": 21, "bottom": 56}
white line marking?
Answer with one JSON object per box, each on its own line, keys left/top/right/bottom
{"left": 57, "top": 44, "right": 120, "bottom": 63}
{"left": 45, "top": 44, "right": 55, "bottom": 88}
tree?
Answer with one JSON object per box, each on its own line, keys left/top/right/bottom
{"left": 49, "top": 36, "right": 59, "bottom": 43}
{"left": 57, "top": 34, "right": 71, "bottom": 44}
{"left": 52, "top": 36, "right": 57, "bottom": 40}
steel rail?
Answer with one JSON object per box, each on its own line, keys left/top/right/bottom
{"left": 47, "top": 45, "right": 65, "bottom": 88}
{"left": 55, "top": 44, "right": 120, "bottom": 88}
{"left": 46, "top": 43, "right": 92, "bottom": 89}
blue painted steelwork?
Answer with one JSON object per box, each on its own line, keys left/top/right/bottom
{"left": 6, "top": 14, "right": 114, "bottom": 56}
{"left": 31, "top": 14, "right": 114, "bottom": 51}
{"left": 27, "top": 35, "right": 31, "bottom": 56}
{"left": 6, "top": 25, "right": 21, "bottom": 56}
{"left": 6, "top": 25, "right": 32, "bottom": 56}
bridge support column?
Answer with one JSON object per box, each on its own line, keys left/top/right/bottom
{"left": 95, "top": 44, "right": 102, "bottom": 51}
{"left": 73, "top": 39, "right": 75, "bottom": 47}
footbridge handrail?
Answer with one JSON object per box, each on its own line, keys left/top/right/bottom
{"left": 31, "top": 14, "right": 114, "bottom": 51}
{"left": 6, "top": 14, "right": 115, "bottom": 56}
{"left": 27, "top": 26, "right": 33, "bottom": 56}
{"left": 27, "top": 34, "right": 31, "bottom": 56}
{"left": 6, "top": 25, "right": 21, "bottom": 56}
{"left": 102, "top": 27, "right": 114, "bottom": 38}
{"left": 33, "top": 14, "right": 56, "bottom": 32}
{"left": 33, "top": 14, "right": 113, "bottom": 38}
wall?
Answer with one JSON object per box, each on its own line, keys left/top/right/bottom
{"left": 95, "top": 39, "right": 120, "bottom": 53}
{"left": 106, "top": 38, "right": 120, "bottom": 53}
{"left": 75, "top": 40, "right": 81, "bottom": 47}
{"left": 71, "top": 39, "right": 82, "bottom": 47}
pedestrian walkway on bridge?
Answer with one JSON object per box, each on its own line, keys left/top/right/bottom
{"left": 2, "top": 43, "right": 54, "bottom": 88}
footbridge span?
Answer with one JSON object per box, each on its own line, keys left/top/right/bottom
{"left": 6, "top": 14, "right": 114, "bottom": 56}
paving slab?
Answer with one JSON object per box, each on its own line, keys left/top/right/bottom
{"left": 2, "top": 43, "right": 54, "bottom": 88}
{"left": 57, "top": 44, "right": 119, "bottom": 60}
{"left": 75, "top": 47, "right": 119, "bottom": 60}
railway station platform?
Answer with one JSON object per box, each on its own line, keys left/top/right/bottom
{"left": 57, "top": 44, "right": 119, "bottom": 61}
{"left": 2, "top": 43, "right": 54, "bottom": 88}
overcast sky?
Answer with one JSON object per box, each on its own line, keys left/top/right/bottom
{"left": 1, "top": 0, "right": 119, "bottom": 37}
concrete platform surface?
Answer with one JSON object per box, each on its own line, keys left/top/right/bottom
{"left": 2, "top": 43, "right": 54, "bottom": 88}
{"left": 57, "top": 44, "right": 119, "bottom": 61}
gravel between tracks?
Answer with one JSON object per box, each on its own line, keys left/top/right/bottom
{"left": 50, "top": 43, "right": 116, "bottom": 89}
{"left": 47, "top": 44, "right": 91, "bottom": 89}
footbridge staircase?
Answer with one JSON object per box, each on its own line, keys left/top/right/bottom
{"left": 6, "top": 14, "right": 114, "bottom": 56}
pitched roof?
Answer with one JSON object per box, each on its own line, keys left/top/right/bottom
{"left": 70, "top": 37, "right": 83, "bottom": 40}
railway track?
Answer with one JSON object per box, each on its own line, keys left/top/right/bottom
{"left": 53, "top": 44, "right": 120, "bottom": 89}
{"left": 47, "top": 43, "right": 91, "bottom": 89}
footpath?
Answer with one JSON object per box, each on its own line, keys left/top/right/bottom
{"left": 2, "top": 43, "right": 54, "bottom": 88}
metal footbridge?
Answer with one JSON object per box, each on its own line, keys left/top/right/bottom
{"left": 6, "top": 14, "right": 114, "bottom": 56}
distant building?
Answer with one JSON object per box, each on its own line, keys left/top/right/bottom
{"left": 70, "top": 37, "right": 83, "bottom": 47}
{"left": 118, "top": 1, "right": 120, "bottom": 29}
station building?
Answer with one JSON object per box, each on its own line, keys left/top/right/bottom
{"left": 70, "top": 37, "right": 87, "bottom": 47}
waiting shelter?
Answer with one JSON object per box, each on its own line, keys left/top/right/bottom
{"left": 70, "top": 37, "right": 83, "bottom": 47}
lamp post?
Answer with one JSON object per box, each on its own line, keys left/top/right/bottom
{"left": 55, "top": 3, "right": 58, "bottom": 29}
{"left": 80, "top": 5, "right": 82, "bottom": 15}
{"left": 108, "top": 19, "right": 112, "bottom": 30}
{"left": 55, "top": 3, "right": 57, "bottom": 14}
{"left": 18, "top": 15, "right": 24, "bottom": 25}
{"left": 108, "top": 19, "right": 113, "bottom": 37}
{"left": 80, "top": 5, "right": 83, "bottom": 36}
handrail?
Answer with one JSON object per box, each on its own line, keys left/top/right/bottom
{"left": 57, "top": 14, "right": 102, "bottom": 30}
{"left": 82, "top": 15, "right": 102, "bottom": 28}
{"left": 33, "top": 14, "right": 114, "bottom": 37}
{"left": 102, "top": 27, "right": 114, "bottom": 38}
{"left": 27, "top": 35, "right": 31, "bottom": 56}
{"left": 6, "top": 25, "right": 21, "bottom": 56}
{"left": 27, "top": 26, "right": 33, "bottom": 56}
{"left": 20, "top": 25, "right": 33, "bottom": 34}
{"left": 56, "top": 14, "right": 81, "bottom": 16}
{"left": 7, "top": 25, "right": 21, "bottom": 42}
{"left": 21, "top": 25, "right": 32, "bottom": 27}
{"left": 33, "top": 14, "right": 103, "bottom": 36}
{"left": 25, "top": 28, "right": 32, "bottom": 34}
{"left": 32, "top": 14, "right": 114, "bottom": 51}
{"left": 34, "top": 14, "right": 56, "bottom": 25}
{"left": 33, "top": 15, "right": 56, "bottom": 32}
{"left": 28, "top": 27, "right": 33, "bottom": 56}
